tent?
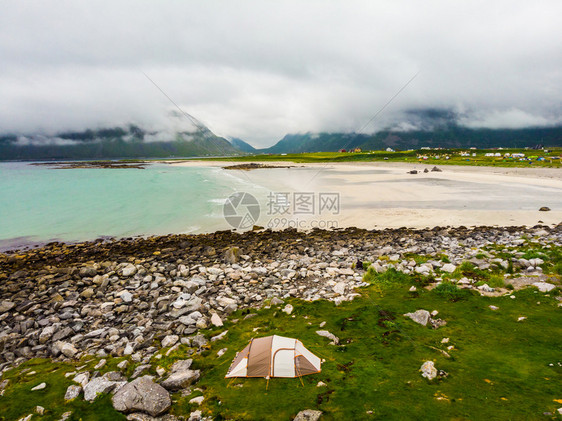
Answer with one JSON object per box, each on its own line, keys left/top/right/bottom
{"left": 225, "top": 335, "right": 321, "bottom": 378}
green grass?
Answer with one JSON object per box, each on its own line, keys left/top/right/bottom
{"left": 184, "top": 147, "right": 562, "bottom": 168}
{"left": 1, "top": 272, "right": 561, "bottom": 420}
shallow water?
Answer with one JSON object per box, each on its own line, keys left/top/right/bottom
{"left": 0, "top": 162, "right": 264, "bottom": 249}
{"left": 1, "top": 162, "right": 560, "bottom": 250}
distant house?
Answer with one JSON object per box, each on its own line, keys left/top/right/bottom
{"left": 339, "top": 149, "right": 347, "bottom": 153}
{"left": 386, "top": 147, "right": 395, "bottom": 152}
{"left": 353, "top": 147, "right": 362, "bottom": 153}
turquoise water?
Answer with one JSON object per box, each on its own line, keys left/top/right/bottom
{"left": 0, "top": 162, "right": 257, "bottom": 249}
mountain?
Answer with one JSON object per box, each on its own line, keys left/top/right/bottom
{"left": 259, "top": 126, "right": 562, "bottom": 154}
{"left": 0, "top": 125, "right": 242, "bottom": 161}
{"left": 229, "top": 137, "right": 256, "bottom": 153}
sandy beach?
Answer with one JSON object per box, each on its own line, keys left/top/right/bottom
{"left": 171, "top": 160, "right": 562, "bottom": 229}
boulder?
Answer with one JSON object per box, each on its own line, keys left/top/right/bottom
{"left": 404, "top": 310, "right": 431, "bottom": 326}
{"left": 112, "top": 376, "right": 171, "bottom": 417}
{"left": 538, "top": 206, "right": 551, "bottom": 212}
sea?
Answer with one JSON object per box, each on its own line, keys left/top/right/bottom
{"left": 0, "top": 161, "right": 268, "bottom": 251}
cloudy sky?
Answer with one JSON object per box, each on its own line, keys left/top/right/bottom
{"left": 1, "top": 1, "right": 561, "bottom": 147}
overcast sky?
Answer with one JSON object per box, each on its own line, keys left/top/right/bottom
{"left": 1, "top": 1, "right": 561, "bottom": 147}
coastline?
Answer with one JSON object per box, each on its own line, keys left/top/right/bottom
{"left": 170, "top": 160, "right": 562, "bottom": 230}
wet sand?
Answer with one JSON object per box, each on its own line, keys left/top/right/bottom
{"left": 171, "top": 160, "right": 562, "bottom": 229}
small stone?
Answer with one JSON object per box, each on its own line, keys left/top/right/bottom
{"left": 210, "top": 313, "right": 223, "bottom": 327}
{"left": 224, "top": 247, "right": 240, "bottom": 264}
{"left": 538, "top": 206, "right": 550, "bottom": 211}
{"left": 282, "top": 304, "right": 294, "bottom": 315}
{"left": 65, "top": 385, "right": 82, "bottom": 401}
{"left": 161, "top": 335, "right": 179, "bottom": 348}
{"left": 420, "top": 361, "right": 437, "bottom": 380}
{"left": 316, "top": 381, "right": 326, "bottom": 387}
{"left": 270, "top": 297, "right": 284, "bottom": 306}
{"left": 188, "top": 410, "right": 202, "bottom": 421}
{"left": 489, "top": 305, "right": 499, "bottom": 311}
{"left": 441, "top": 263, "right": 456, "bottom": 273}
{"left": 94, "top": 359, "right": 107, "bottom": 370}
{"left": 404, "top": 310, "right": 431, "bottom": 326}
{"left": 517, "top": 316, "right": 527, "bottom": 322}
{"left": 35, "top": 406, "right": 44, "bottom": 415}
{"left": 31, "top": 382, "right": 46, "bottom": 391}
{"left": 316, "top": 330, "right": 339, "bottom": 345}
{"left": 333, "top": 282, "right": 346, "bottom": 295}
{"left": 441, "top": 338, "right": 449, "bottom": 344}
{"left": 217, "top": 348, "right": 227, "bottom": 357}
{"left": 189, "top": 396, "right": 204, "bottom": 405}
{"left": 293, "top": 409, "right": 323, "bottom": 421}
{"left": 409, "top": 286, "right": 417, "bottom": 292}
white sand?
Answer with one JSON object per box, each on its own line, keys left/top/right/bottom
{"left": 170, "top": 160, "right": 562, "bottom": 229}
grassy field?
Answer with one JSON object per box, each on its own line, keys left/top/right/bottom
{"left": 1, "top": 248, "right": 561, "bottom": 420}
{"left": 188, "top": 147, "right": 562, "bottom": 168}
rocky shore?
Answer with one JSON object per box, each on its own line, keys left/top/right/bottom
{"left": 0, "top": 225, "right": 560, "bottom": 419}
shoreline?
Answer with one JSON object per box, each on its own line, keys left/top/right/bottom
{"left": 2, "top": 160, "right": 560, "bottom": 252}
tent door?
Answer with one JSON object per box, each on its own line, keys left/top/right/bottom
{"left": 272, "top": 349, "right": 296, "bottom": 377}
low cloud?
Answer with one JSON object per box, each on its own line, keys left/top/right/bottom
{"left": 0, "top": 1, "right": 561, "bottom": 148}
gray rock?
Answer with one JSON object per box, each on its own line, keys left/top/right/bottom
{"left": 160, "top": 359, "right": 199, "bottom": 391}
{"left": 282, "top": 304, "right": 294, "bottom": 314}
{"left": 420, "top": 361, "right": 437, "bottom": 380}
{"left": 64, "top": 385, "right": 82, "bottom": 400}
{"left": 79, "top": 266, "right": 97, "bottom": 277}
{"left": 0, "top": 300, "right": 15, "bottom": 313}
{"left": 60, "top": 342, "right": 79, "bottom": 358}
{"left": 31, "top": 382, "right": 46, "bottom": 391}
{"left": 39, "top": 325, "right": 57, "bottom": 344}
{"left": 270, "top": 297, "right": 284, "bottom": 306}
{"left": 477, "top": 284, "right": 494, "bottom": 292}
{"left": 83, "top": 373, "right": 126, "bottom": 402}
{"left": 126, "top": 414, "right": 179, "bottom": 421}
{"left": 120, "top": 263, "right": 138, "bottom": 277}
{"left": 404, "top": 310, "right": 431, "bottom": 326}
{"left": 224, "top": 247, "right": 240, "bottom": 264}
{"left": 191, "top": 334, "right": 208, "bottom": 349}
{"left": 293, "top": 409, "right": 323, "bottom": 421}
{"left": 112, "top": 376, "right": 171, "bottom": 417}
{"left": 315, "top": 330, "right": 339, "bottom": 345}
{"left": 161, "top": 335, "right": 179, "bottom": 348}
{"left": 188, "top": 410, "right": 202, "bottom": 421}
{"left": 441, "top": 263, "right": 456, "bottom": 273}
{"left": 120, "top": 291, "right": 133, "bottom": 303}
{"left": 210, "top": 312, "right": 223, "bottom": 327}
{"left": 161, "top": 369, "right": 200, "bottom": 391}
{"left": 532, "top": 281, "right": 556, "bottom": 292}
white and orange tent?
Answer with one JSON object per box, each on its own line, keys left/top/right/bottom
{"left": 225, "top": 335, "right": 321, "bottom": 378}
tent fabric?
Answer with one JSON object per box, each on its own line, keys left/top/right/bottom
{"left": 225, "top": 335, "right": 321, "bottom": 379}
